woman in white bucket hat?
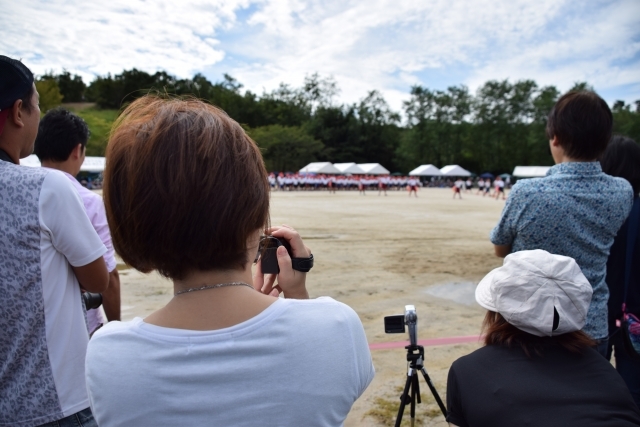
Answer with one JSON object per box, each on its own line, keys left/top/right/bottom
{"left": 446, "top": 250, "right": 640, "bottom": 427}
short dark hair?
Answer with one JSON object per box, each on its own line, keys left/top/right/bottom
{"left": 34, "top": 108, "right": 89, "bottom": 162}
{"left": 483, "top": 311, "right": 595, "bottom": 358}
{"left": 104, "top": 96, "right": 270, "bottom": 280}
{"left": 546, "top": 91, "right": 613, "bottom": 160}
{"left": 600, "top": 135, "right": 640, "bottom": 195}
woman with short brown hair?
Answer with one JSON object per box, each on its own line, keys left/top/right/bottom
{"left": 85, "top": 96, "right": 374, "bottom": 427}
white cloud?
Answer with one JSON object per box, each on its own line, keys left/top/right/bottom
{"left": 1, "top": 0, "right": 250, "bottom": 79}
{"left": 2, "top": 0, "right": 639, "bottom": 110}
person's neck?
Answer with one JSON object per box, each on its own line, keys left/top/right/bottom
{"left": 145, "top": 267, "right": 276, "bottom": 331}
{"left": 554, "top": 155, "right": 595, "bottom": 165}
{"left": 0, "top": 141, "right": 20, "bottom": 164}
{"left": 173, "top": 268, "right": 254, "bottom": 294}
{"left": 41, "top": 160, "right": 79, "bottom": 176}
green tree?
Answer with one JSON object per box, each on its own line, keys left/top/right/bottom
{"left": 56, "top": 71, "right": 86, "bottom": 102}
{"left": 250, "top": 125, "right": 324, "bottom": 172}
{"left": 612, "top": 100, "right": 640, "bottom": 142}
{"left": 35, "top": 78, "right": 63, "bottom": 113}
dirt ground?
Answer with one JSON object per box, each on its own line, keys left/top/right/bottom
{"left": 115, "top": 187, "right": 508, "bottom": 426}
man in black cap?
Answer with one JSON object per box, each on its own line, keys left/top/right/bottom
{"left": 0, "top": 56, "right": 109, "bottom": 427}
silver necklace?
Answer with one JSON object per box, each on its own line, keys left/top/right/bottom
{"left": 174, "top": 282, "right": 254, "bottom": 296}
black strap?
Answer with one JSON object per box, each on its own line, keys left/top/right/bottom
{"left": 291, "top": 254, "right": 314, "bottom": 273}
{"left": 623, "top": 197, "right": 640, "bottom": 310}
{"left": 0, "top": 148, "right": 13, "bottom": 163}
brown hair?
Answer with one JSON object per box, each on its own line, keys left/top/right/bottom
{"left": 483, "top": 311, "right": 595, "bottom": 358}
{"left": 545, "top": 91, "right": 612, "bottom": 160}
{"left": 104, "top": 96, "right": 270, "bottom": 279}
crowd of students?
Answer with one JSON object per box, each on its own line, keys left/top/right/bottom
{"left": 1, "top": 55, "right": 640, "bottom": 427}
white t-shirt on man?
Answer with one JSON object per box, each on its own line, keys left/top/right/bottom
{"left": 86, "top": 297, "right": 375, "bottom": 427}
{"left": 0, "top": 163, "right": 106, "bottom": 426}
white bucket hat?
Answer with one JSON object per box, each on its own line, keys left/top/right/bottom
{"left": 475, "top": 250, "right": 592, "bottom": 337}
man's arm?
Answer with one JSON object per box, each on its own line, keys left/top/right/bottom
{"left": 72, "top": 257, "right": 109, "bottom": 293}
{"left": 494, "top": 244, "right": 512, "bottom": 258}
{"left": 102, "top": 270, "right": 121, "bottom": 321}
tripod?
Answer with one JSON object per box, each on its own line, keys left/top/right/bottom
{"left": 394, "top": 344, "right": 447, "bottom": 427}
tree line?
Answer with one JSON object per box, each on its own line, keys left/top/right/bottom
{"left": 36, "top": 69, "right": 640, "bottom": 174}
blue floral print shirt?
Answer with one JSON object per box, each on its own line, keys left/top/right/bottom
{"left": 490, "top": 162, "right": 634, "bottom": 339}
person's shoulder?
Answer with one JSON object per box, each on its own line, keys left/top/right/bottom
{"left": 281, "top": 297, "right": 362, "bottom": 323}
{"left": 89, "top": 319, "right": 142, "bottom": 346}
{"left": 1, "top": 161, "right": 51, "bottom": 184}
{"left": 41, "top": 168, "right": 78, "bottom": 191}
{"left": 450, "top": 345, "right": 515, "bottom": 373}
{"left": 511, "top": 177, "right": 547, "bottom": 192}
{"left": 601, "top": 174, "right": 633, "bottom": 194}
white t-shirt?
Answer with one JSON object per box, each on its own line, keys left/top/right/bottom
{"left": 86, "top": 297, "right": 375, "bottom": 427}
{"left": 1, "top": 164, "right": 106, "bottom": 426}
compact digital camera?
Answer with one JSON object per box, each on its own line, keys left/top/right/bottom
{"left": 384, "top": 305, "right": 418, "bottom": 346}
{"left": 258, "top": 236, "right": 293, "bottom": 274}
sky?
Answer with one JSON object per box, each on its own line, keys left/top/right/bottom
{"left": 3, "top": 0, "right": 640, "bottom": 112}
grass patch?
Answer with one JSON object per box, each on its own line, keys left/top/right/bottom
{"left": 64, "top": 103, "right": 120, "bottom": 156}
{"left": 365, "top": 385, "right": 444, "bottom": 426}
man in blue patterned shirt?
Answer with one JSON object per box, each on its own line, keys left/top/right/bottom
{"left": 490, "top": 91, "right": 634, "bottom": 354}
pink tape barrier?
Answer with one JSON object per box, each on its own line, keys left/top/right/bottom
{"left": 369, "top": 335, "right": 482, "bottom": 350}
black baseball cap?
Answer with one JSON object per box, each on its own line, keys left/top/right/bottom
{"left": 0, "top": 56, "right": 34, "bottom": 110}
{"left": 0, "top": 56, "right": 34, "bottom": 136}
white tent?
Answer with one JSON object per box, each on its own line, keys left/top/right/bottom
{"left": 299, "top": 162, "right": 341, "bottom": 174}
{"left": 80, "top": 157, "right": 106, "bottom": 172}
{"left": 409, "top": 164, "right": 443, "bottom": 176}
{"left": 357, "top": 163, "right": 390, "bottom": 175}
{"left": 20, "top": 155, "right": 106, "bottom": 172}
{"left": 440, "top": 165, "right": 471, "bottom": 177}
{"left": 333, "top": 162, "right": 365, "bottom": 174}
{"left": 512, "top": 166, "right": 551, "bottom": 177}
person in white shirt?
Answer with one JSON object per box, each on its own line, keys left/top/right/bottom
{"left": 86, "top": 96, "right": 374, "bottom": 427}
{"left": 407, "top": 177, "right": 418, "bottom": 197}
{"left": 453, "top": 178, "right": 464, "bottom": 199}
{"left": 0, "top": 55, "right": 108, "bottom": 427}
{"left": 494, "top": 176, "right": 506, "bottom": 200}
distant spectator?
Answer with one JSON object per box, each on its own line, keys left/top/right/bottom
{"left": 490, "top": 91, "right": 634, "bottom": 355}
{"left": 34, "top": 108, "right": 121, "bottom": 333}
{"left": 600, "top": 135, "right": 640, "bottom": 407}
{"left": 446, "top": 250, "right": 640, "bottom": 427}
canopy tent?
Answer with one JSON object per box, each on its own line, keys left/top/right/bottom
{"left": 408, "top": 164, "right": 443, "bottom": 176}
{"left": 299, "top": 162, "right": 341, "bottom": 174}
{"left": 499, "top": 173, "right": 511, "bottom": 179}
{"left": 333, "top": 162, "right": 365, "bottom": 174}
{"left": 479, "top": 172, "right": 494, "bottom": 179}
{"left": 512, "top": 166, "right": 550, "bottom": 177}
{"left": 440, "top": 165, "right": 472, "bottom": 177}
{"left": 357, "top": 163, "right": 390, "bottom": 175}
{"left": 81, "top": 157, "right": 106, "bottom": 172}
{"left": 20, "top": 155, "right": 106, "bottom": 172}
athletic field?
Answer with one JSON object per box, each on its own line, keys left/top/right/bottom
{"left": 116, "top": 187, "right": 509, "bottom": 426}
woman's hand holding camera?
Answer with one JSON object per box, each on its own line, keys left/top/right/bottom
{"left": 253, "top": 225, "right": 311, "bottom": 299}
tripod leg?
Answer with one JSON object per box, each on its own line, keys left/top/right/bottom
{"left": 395, "top": 371, "right": 413, "bottom": 427}
{"left": 410, "top": 372, "right": 420, "bottom": 426}
{"left": 419, "top": 367, "right": 447, "bottom": 418}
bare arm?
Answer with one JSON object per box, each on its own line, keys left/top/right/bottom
{"left": 102, "top": 269, "right": 121, "bottom": 321}
{"left": 494, "top": 244, "right": 512, "bottom": 258}
{"left": 72, "top": 257, "right": 109, "bottom": 293}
